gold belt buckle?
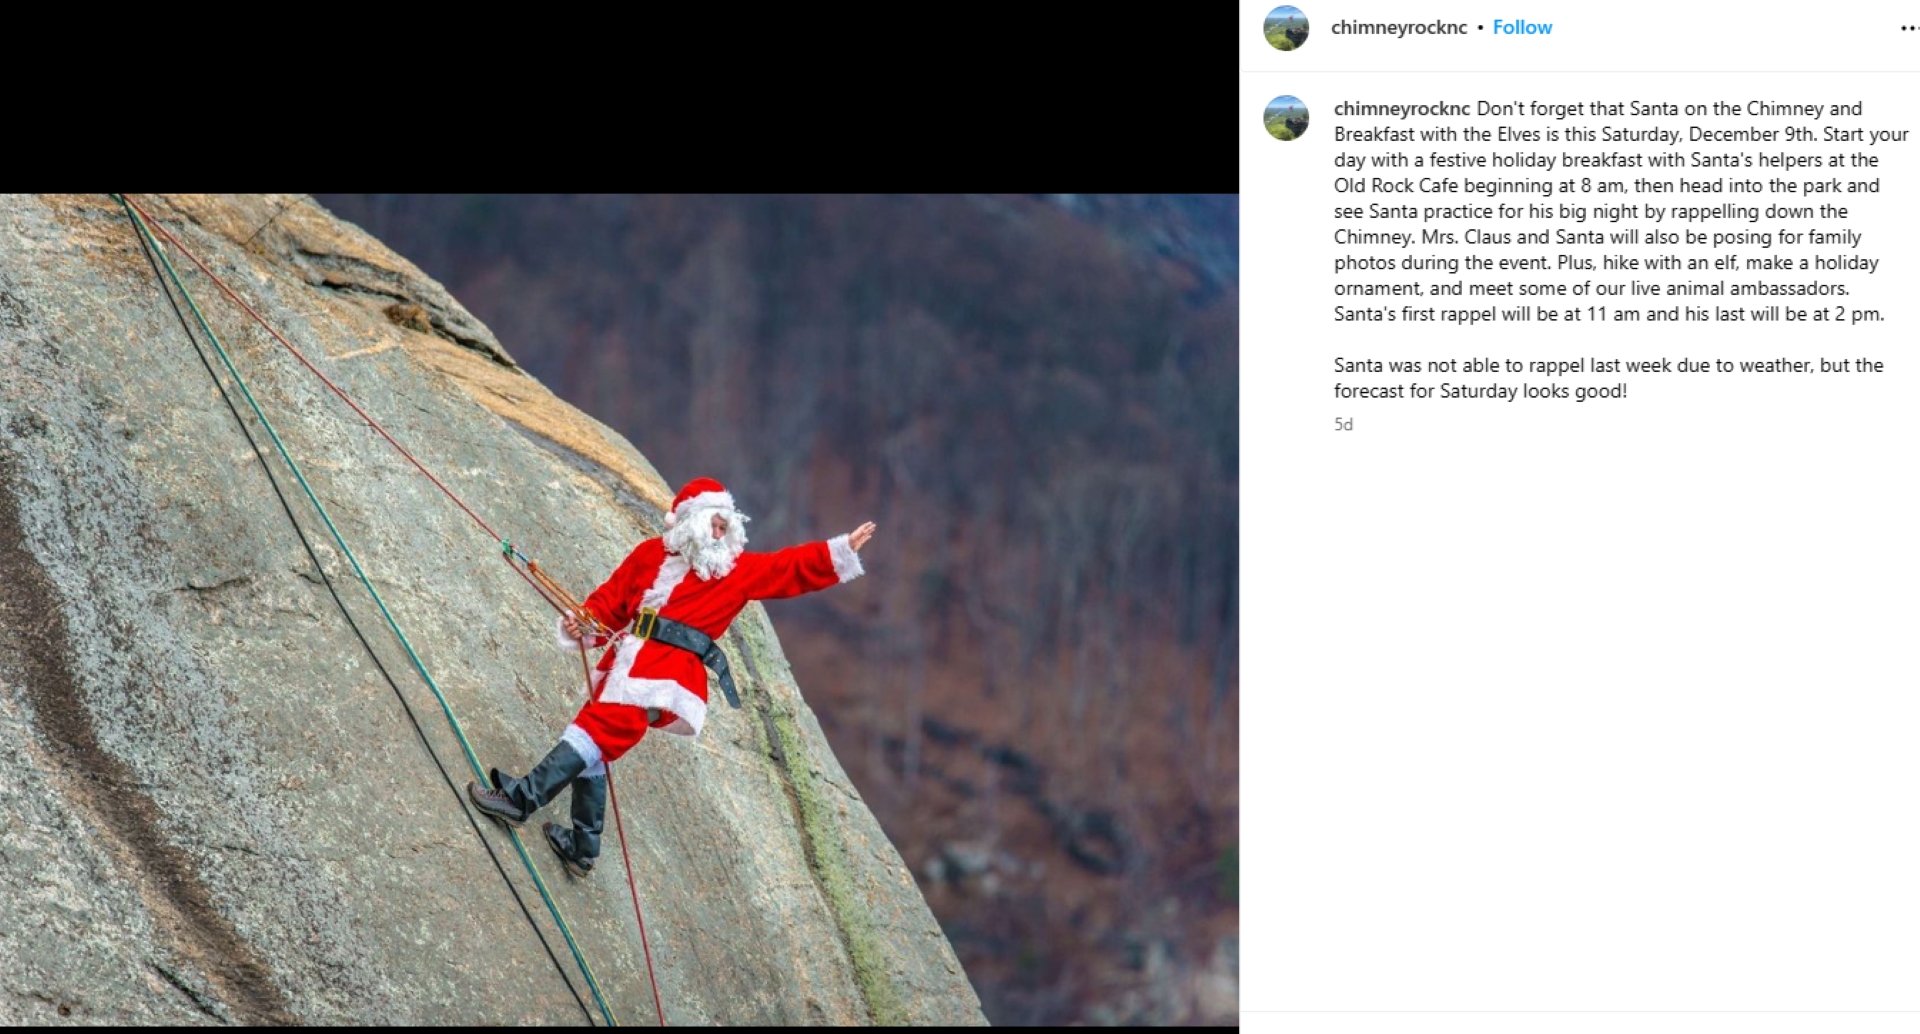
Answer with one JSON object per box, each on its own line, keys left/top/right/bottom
{"left": 634, "top": 607, "right": 659, "bottom": 640}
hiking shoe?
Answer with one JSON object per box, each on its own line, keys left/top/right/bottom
{"left": 468, "top": 780, "right": 530, "bottom": 828}
{"left": 543, "top": 821, "right": 595, "bottom": 877}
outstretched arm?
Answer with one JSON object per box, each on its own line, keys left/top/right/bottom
{"left": 737, "top": 522, "right": 877, "bottom": 601}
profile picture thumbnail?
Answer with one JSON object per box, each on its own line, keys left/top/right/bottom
{"left": 1265, "top": 5, "right": 1309, "bottom": 51}
{"left": 1265, "top": 96, "right": 1309, "bottom": 141}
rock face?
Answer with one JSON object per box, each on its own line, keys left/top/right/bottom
{"left": 0, "top": 194, "right": 986, "bottom": 1025}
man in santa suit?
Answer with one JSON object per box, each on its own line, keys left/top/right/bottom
{"left": 468, "top": 477, "right": 875, "bottom": 876}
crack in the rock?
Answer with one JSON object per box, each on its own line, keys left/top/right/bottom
{"left": 151, "top": 961, "right": 229, "bottom": 1023}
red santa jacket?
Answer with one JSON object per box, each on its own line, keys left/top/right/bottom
{"left": 554, "top": 533, "right": 865, "bottom": 737}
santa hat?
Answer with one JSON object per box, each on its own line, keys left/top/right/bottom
{"left": 664, "top": 477, "right": 736, "bottom": 528}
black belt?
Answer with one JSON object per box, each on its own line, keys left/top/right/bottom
{"left": 631, "top": 608, "right": 741, "bottom": 709}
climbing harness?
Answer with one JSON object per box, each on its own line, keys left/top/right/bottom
{"left": 523, "top": 562, "right": 740, "bottom": 711}
{"left": 114, "top": 194, "right": 670, "bottom": 1026}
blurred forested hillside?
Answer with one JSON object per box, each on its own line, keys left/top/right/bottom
{"left": 314, "top": 193, "right": 1239, "bottom": 1025}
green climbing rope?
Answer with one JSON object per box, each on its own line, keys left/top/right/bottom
{"left": 113, "top": 195, "right": 620, "bottom": 1027}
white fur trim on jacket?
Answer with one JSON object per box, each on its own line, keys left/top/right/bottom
{"left": 588, "top": 633, "right": 710, "bottom": 736}
{"left": 554, "top": 613, "right": 610, "bottom": 652}
{"left": 639, "top": 554, "right": 691, "bottom": 611}
{"left": 665, "top": 490, "right": 735, "bottom": 527}
{"left": 828, "top": 533, "right": 865, "bottom": 584}
{"left": 598, "top": 673, "right": 710, "bottom": 738}
{"left": 561, "top": 723, "right": 608, "bottom": 777}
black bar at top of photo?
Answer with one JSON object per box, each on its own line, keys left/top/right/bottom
{"left": 61, "top": 9, "right": 1240, "bottom": 194}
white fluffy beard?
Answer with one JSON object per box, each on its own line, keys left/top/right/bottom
{"left": 664, "top": 505, "right": 749, "bottom": 580}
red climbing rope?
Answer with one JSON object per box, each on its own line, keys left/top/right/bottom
{"left": 117, "top": 196, "right": 572, "bottom": 622}
{"left": 125, "top": 193, "right": 667, "bottom": 1026}
{"left": 573, "top": 637, "right": 667, "bottom": 1028}
{"left": 608, "top": 777, "right": 665, "bottom": 1025}
{"left": 122, "top": 196, "right": 505, "bottom": 541}
{"left": 609, "top": 766, "right": 668, "bottom": 1027}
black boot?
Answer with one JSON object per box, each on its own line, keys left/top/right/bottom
{"left": 468, "top": 741, "right": 587, "bottom": 828}
{"left": 543, "top": 773, "right": 606, "bottom": 877}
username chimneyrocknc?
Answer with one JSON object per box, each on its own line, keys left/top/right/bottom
{"left": 1329, "top": 20, "right": 1469, "bottom": 36}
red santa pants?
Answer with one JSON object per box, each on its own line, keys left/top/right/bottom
{"left": 570, "top": 698, "right": 679, "bottom": 764}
